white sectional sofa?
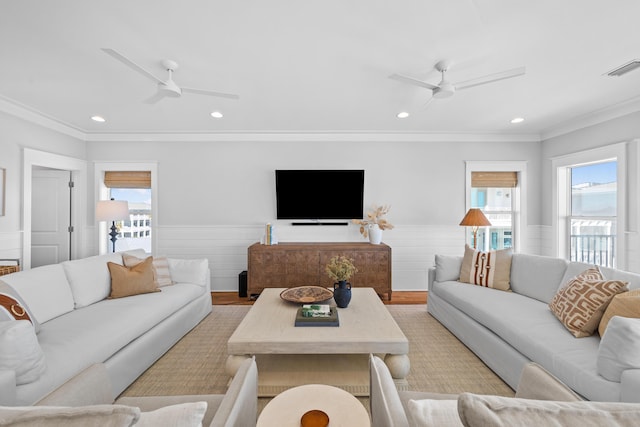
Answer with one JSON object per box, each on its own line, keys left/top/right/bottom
{"left": 428, "top": 252, "right": 640, "bottom": 403}
{"left": 0, "top": 250, "right": 212, "bottom": 406}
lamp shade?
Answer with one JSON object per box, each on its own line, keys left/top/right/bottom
{"left": 96, "top": 200, "right": 129, "bottom": 222}
{"left": 459, "top": 208, "right": 491, "bottom": 227}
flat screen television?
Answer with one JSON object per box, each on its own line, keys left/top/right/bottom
{"left": 275, "top": 169, "right": 364, "bottom": 220}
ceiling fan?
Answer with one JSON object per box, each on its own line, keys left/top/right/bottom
{"left": 101, "top": 48, "right": 239, "bottom": 104}
{"left": 389, "top": 60, "right": 525, "bottom": 100}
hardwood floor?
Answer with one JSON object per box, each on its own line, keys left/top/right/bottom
{"left": 211, "top": 291, "right": 427, "bottom": 305}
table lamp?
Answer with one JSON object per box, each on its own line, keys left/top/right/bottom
{"left": 459, "top": 208, "right": 491, "bottom": 249}
{"left": 96, "top": 199, "right": 129, "bottom": 253}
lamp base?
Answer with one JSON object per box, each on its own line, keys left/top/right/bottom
{"left": 109, "top": 221, "right": 118, "bottom": 253}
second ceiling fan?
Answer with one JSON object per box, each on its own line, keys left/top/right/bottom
{"left": 389, "top": 60, "right": 525, "bottom": 100}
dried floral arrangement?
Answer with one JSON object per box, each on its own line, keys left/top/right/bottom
{"left": 325, "top": 255, "right": 358, "bottom": 282}
{"left": 353, "top": 205, "right": 395, "bottom": 238}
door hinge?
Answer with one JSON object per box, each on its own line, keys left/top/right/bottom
{"left": 68, "top": 226, "right": 74, "bottom": 233}
{"left": 68, "top": 181, "right": 75, "bottom": 188}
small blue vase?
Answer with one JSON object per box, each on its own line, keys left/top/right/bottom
{"left": 333, "top": 280, "right": 352, "bottom": 308}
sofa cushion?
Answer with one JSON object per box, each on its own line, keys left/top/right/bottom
{"left": 122, "top": 254, "right": 173, "bottom": 287}
{"left": 435, "top": 255, "right": 462, "bottom": 282}
{"left": 457, "top": 393, "right": 640, "bottom": 427}
{"left": 63, "top": 253, "right": 124, "bottom": 308}
{"left": 0, "top": 404, "right": 140, "bottom": 427}
{"left": 0, "top": 320, "right": 46, "bottom": 385}
{"left": 549, "top": 267, "right": 628, "bottom": 337}
{"left": 597, "top": 316, "right": 640, "bottom": 382}
{"left": 108, "top": 257, "right": 159, "bottom": 299}
{"left": 135, "top": 401, "right": 207, "bottom": 427}
{"left": 168, "top": 258, "right": 209, "bottom": 287}
{"left": 599, "top": 289, "right": 640, "bottom": 336}
{"left": 408, "top": 399, "right": 463, "bottom": 427}
{"left": 0, "top": 265, "right": 74, "bottom": 324}
{"left": 19, "top": 283, "right": 205, "bottom": 405}
{"left": 509, "top": 253, "right": 568, "bottom": 303}
{"left": 459, "top": 245, "right": 512, "bottom": 291}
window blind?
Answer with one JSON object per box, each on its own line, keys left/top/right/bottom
{"left": 104, "top": 171, "right": 151, "bottom": 188}
{"left": 471, "top": 171, "right": 518, "bottom": 188}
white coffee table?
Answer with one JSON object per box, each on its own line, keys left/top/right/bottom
{"left": 226, "top": 287, "right": 409, "bottom": 396}
{"left": 257, "top": 384, "right": 370, "bottom": 427}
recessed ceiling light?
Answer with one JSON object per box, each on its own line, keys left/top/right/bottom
{"left": 397, "top": 112, "right": 410, "bottom": 119}
{"left": 210, "top": 111, "right": 223, "bottom": 119}
{"left": 91, "top": 115, "right": 106, "bottom": 123}
{"left": 510, "top": 117, "right": 524, "bottom": 124}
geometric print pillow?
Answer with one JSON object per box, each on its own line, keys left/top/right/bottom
{"left": 549, "top": 267, "right": 628, "bottom": 338}
{"left": 459, "top": 245, "right": 513, "bottom": 291}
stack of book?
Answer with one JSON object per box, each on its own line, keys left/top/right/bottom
{"left": 295, "top": 304, "right": 339, "bottom": 327}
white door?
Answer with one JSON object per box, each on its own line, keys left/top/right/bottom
{"left": 31, "top": 169, "right": 71, "bottom": 268}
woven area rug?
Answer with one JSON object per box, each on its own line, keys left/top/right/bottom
{"left": 121, "top": 305, "right": 514, "bottom": 406}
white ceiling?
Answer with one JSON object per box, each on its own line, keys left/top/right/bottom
{"left": 1, "top": 0, "right": 640, "bottom": 140}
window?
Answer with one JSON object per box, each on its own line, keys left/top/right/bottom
{"left": 465, "top": 162, "right": 527, "bottom": 253}
{"left": 108, "top": 187, "right": 152, "bottom": 253}
{"left": 95, "top": 164, "right": 157, "bottom": 255}
{"left": 470, "top": 172, "right": 517, "bottom": 250}
{"left": 569, "top": 161, "right": 617, "bottom": 267}
{"left": 553, "top": 143, "right": 626, "bottom": 270}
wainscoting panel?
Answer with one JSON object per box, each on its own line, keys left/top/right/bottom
{"left": 155, "top": 224, "right": 468, "bottom": 293}
{"left": 0, "top": 231, "right": 22, "bottom": 264}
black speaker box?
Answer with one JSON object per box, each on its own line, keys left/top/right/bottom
{"left": 238, "top": 270, "right": 248, "bottom": 298}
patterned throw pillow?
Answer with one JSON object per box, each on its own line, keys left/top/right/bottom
{"left": 549, "top": 267, "right": 628, "bottom": 338}
{"left": 598, "top": 289, "right": 640, "bottom": 336}
{"left": 459, "top": 245, "right": 512, "bottom": 291}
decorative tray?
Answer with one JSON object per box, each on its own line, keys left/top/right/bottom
{"left": 280, "top": 286, "right": 333, "bottom": 304}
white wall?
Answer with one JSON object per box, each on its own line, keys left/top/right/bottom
{"left": 541, "top": 111, "right": 640, "bottom": 271}
{"left": 0, "top": 112, "right": 85, "bottom": 261}
{"left": 87, "top": 138, "right": 542, "bottom": 292}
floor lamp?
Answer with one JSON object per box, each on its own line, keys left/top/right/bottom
{"left": 96, "top": 199, "right": 129, "bottom": 253}
{"left": 459, "top": 208, "right": 491, "bottom": 249}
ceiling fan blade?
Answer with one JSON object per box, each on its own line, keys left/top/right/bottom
{"left": 143, "top": 91, "right": 167, "bottom": 104}
{"left": 181, "top": 87, "right": 239, "bottom": 100}
{"left": 389, "top": 73, "right": 439, "bottom": 91}
{"left": 455, "top": 66, "right": 526, "bottom": 91}
{"left": 101, "top": 48, "right": 164, "bottom": 84}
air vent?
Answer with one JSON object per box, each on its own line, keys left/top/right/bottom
{"left": 605, "top": 59, "right": 640, "bottom": 77}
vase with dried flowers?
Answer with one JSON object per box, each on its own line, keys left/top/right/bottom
{"left": 353, "top": 205, "right": 394, "bottom": 244}
{"left": 325, "top": 255, "right": 358, "bottom": 308}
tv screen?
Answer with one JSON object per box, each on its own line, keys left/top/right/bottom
{"left": 276, "top": 170, "right": 364, "bottom": 220}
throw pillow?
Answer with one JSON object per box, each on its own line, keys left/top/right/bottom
{"left": 0, "top": 281, "right": 40, "bottom": 333}
{"left": 134, "top": 402, "right": 207, "bottom": 427}
{"left": 408, "top": 399, "right": 464, "bottom": 427}
{"left": 0, "top": 320, "right": 46, "bottom": 385}
{"left": 598, "top": 289, "right": 640, "bottom": 336}
{"left": 435, "top": 255, "right": 463, "bottom": 282}
{"left": 459, "top": 245, "right": 512, "bottom": 291}
{"left": 597, "top": 316, "right": 640, "bottom": 382}
{"left": 457, "top": 393, "right": 640, "bottom": 427}
{"left": 122, "top": 254, "right": 173, "bottom": 287}
{"left": 549, "top": 267, "right": 628, "bottom": 338}
{"left": 0, "top": 404, "right": 140, "bottom": 427}
{"left": 108, "top": 257, "right": 159, "bottom": 299}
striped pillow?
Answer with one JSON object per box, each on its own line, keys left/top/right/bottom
{"left": 122, "top": 254, "right": 173, "bottom": 287}
{"left": 459, "top": 245, "right": 512, "bottom": 291}
{"left": 549, "top": 267, "right": 628, "bottom": 338}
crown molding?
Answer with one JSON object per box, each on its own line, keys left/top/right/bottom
{"left": 5, "top": 90, "right": 638, "bottom": 144}
{"left": 541, "top": 95, "right": 640, "bottom": 141}
{"left": 82, "top": 131, "right": 541, "bottom": 143}
{"left": 0, "top": 94, "right": 85, "bottom": 141}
